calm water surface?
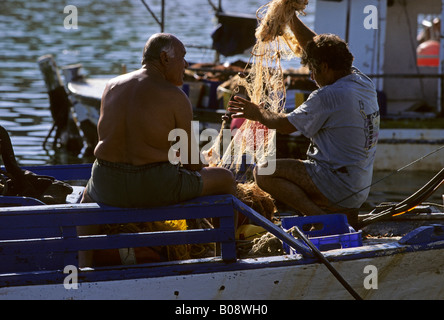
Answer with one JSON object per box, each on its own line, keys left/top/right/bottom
{"left": 0, "top": 0, "right": 442, "bottom": 206}
{"left": 0, "top": 0, "right": 314, "bottom": 165}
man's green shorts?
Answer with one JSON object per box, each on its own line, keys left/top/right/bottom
{"left": 85, "top": 159, "right": 203, "bottom": 207}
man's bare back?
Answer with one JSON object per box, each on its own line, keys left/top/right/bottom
{"left": 94, "top": 67, "right": 193, "bottom": 166}
{"left": 85, "top": 33, "right": 235, "bottom": 201}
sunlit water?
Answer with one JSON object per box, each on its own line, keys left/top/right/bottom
{"left": 0, "top": 0, "right": 442, "bottom": 206}
{"left": 0, "top": 0, "right": 315, "bottom": 164}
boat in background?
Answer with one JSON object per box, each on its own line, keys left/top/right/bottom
{"left": 314, "top": 0, "right": 444, "bottom": 171}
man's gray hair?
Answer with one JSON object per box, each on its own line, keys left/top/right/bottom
{"left": 141, "top": 33, "right": 176, "bottom": 65}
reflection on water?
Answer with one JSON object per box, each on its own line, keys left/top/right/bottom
{"left": 1, "top": 0, "right": 442, "bottom": 206}
{"left": 2, "top": 0, "right": 297, "bottom": 165}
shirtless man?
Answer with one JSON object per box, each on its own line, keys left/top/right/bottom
{"left": 228, "top": 14, "right": 380, "bottom": 227}
{"left": 83, "top": 33, "right": 235, "bottom": 207}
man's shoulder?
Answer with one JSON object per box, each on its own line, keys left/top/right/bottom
{"left": 104, "top": 71, "right": 140, "bottom": 91}
{"left": 164, "top": 84, "right": 191, "bottom": 103}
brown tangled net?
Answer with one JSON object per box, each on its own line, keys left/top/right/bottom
{"left": 236, "top": 181, "right": 277, "bottom": 221}
{"left": 256, "top": 0, "right": 309, "bottom": 53}
{"left": 102, "top": 220, "right": 193, "bottom": 261}
{"left": 206, "top": 0, "right": 309, "bottom": 177}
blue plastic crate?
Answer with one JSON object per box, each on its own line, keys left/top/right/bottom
{"left": 285, "top": 231, "right": 363, "bottom": 254}
{"left": 281, "top": 214, "right": 363, "bottom": 254}
{"left": 281, "top": 214, "right": 352, "bottom": 237}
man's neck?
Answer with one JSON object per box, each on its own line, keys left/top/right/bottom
{"left": 142, "top": 63, "right": 166, "bottom": 80}
{"left": 329, "top": 69, "right": 352, "bottom": 85}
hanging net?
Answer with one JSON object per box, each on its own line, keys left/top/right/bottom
{"left": 204, "top": 0, "right": 309, "bottom": 179}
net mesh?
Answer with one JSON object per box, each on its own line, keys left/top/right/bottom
{"left": 204, "top": 0, "right": 309, "bottom": 179}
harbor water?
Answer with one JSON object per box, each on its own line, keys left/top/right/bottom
{"left": 0, "top": 0, "right": 314, "bottom": 165}
{"left": 0, "top": 0, "right": 443, "bottom": 207}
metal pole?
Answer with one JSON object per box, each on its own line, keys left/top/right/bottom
{"left": 161, "top": 0, "right": 165, "bottom": 32}
{"left": 291, "top": 226, "right": 363, "bottom": 300}
{"left": 140, "top": 0, "right": 165, "bottom": 32}
{"left": 345, "top": 0, "right": 351, "bottom": 43}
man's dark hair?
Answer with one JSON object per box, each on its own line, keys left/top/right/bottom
{"left": 301, "top": 34, "right": 354, "bottom": 73}
{"left": 141, "top": 33, "right": 176, "bottom": 65}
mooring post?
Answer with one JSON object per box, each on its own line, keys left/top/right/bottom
{"left": 38, "top": 55, "right": 83, "bottom": 155}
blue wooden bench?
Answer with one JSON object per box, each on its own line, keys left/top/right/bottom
{"left": 0, "top": 195, "right": 240, "bottom": 273}
{"left": 0, "top": 164, "right": 313, "bottom": 276}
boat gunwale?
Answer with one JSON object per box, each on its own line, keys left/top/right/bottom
{"left": 2, "top": 237, "right": 444, "bottom": 288}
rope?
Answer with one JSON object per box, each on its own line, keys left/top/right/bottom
{"left": 334, "top": 144, "right": 444, "bottom": 207}
{"left": 360, "top": 168, "right": 444, "bottom": 227}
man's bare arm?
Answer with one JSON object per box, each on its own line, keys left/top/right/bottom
{"left": 258, "top": 108, "right": 297, "bottom": 135}
{"left": 288, "top": 13, "right": 317, "bottom": 50}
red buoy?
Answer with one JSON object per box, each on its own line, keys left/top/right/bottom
{"left": 417, "top": 40, "right": 440, "bottom": 67}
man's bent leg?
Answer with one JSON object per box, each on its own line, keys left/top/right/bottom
{"left": 254, "top": 159, "right": 329, "bottom": 216}
{"left": 254, "top": 159, "right": 360, "bottom": 227}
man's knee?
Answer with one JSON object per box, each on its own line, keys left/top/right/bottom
{"left": 81, "top": 188, "right": 94, "bottom": 203}
{"left": 200, "top": 167, "right": 236, "bottom": 195}
{"left": 218, "top": 168, "right": 236, "bottom": 190}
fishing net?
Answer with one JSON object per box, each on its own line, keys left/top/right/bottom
{"left": 102, "top": 220, "right": 193, "bottom": 261}
{"left": 236, "top": 181, "right": 277, "bottom": 222}
{"left": 204, "top": 0, "right": 309, "bottom": 179}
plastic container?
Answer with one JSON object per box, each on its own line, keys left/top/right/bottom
{"left": 417, "top": 40, "right": 440, "bottom": 67}
{"left": 281, "top": 214, "right": 363, "bottom": 254}
{"left": 235, "top": 224, "right": 267, "bottom": 241}
{"left": 281, "top": 214, "right": 352, "bottom": 237}
{"left": 285, "top": 231, "right": 363, "bottom": 254}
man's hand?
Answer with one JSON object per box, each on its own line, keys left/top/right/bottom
{"left": 228, "top": 96, "right": 264, "bottom": 122}
{"left": 228, "top": 95, "right": 297, "bottom": 135}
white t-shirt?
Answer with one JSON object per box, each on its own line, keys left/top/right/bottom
{"left": 287, "top": 68, "right": 380, "bottom": 208}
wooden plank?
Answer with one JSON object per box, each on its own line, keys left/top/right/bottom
{"left": 0, "top": 196, "right": 45, "bottom": 207}
{"left": 0, "top": 226, "right": 64, "bottom": 240}
{"left": 218, "top": 215, "right": 237, "bottom": 261}
{"left": 0, "top": 196, "right": 235, "bottom": 230}
{"left": 21, "top": 164, "right": 92, "bottom": 181}
{"left": 0, "top": 229, "right": 230, "bottom": 254}
{"left": 0, "top": 227, "right": 235, "bottom": 273}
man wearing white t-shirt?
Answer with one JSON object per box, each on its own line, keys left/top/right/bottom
{"left": 228, "top": 14, "right": 380, "bottom": 227}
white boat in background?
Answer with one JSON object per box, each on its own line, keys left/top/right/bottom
{"left": 314, "top": 0, "right": 444, "bottom": 171}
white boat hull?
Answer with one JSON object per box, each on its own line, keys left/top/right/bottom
{"left": 375, "top": 129, "right": 444, "bottom": 171}
{"left": 2, "top": 244, "right": 444, "bottom": 300}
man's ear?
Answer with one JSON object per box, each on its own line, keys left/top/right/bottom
{"left": 160, "top": 51, "right": 169, "bottom": 65}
